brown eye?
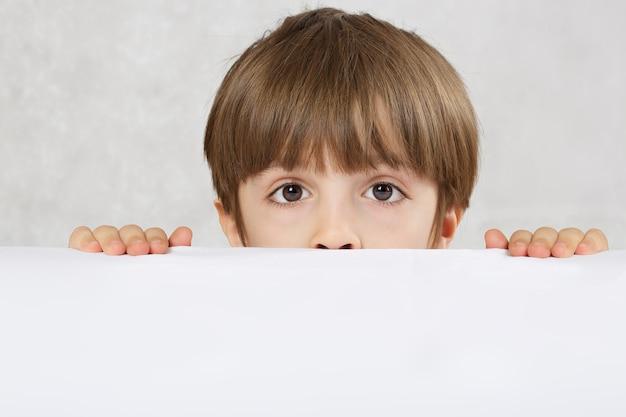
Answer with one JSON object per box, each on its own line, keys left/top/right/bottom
{"left": 269, "top": 183, "right": 310, "bottom": 206}
{"left": 372, "top": 183, "right": 393, "bottom": 201}
{"left": 364, "top": 182, "right": 406, "bottom": 205}
{"left": 282, "top": 184, "right": 302, "bottom": 202}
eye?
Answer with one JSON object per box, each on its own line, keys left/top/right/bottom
{"left": 363, "top": 182, "right": 407, "bottom": 207}
{"left": 268, "top": 183, "right": 311, "bottom": 207}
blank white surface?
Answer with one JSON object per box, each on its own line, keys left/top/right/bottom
{"left": 1, "top": 247, "right": 626, "bottom": 416}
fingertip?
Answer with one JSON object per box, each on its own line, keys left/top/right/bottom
{"left": 170, "top": 226, "right": 193, "bottom": 247}
{"left": 483, "top": 230, "right": 492, "bottom": 245}
{"left": 104, "top": 239, "right": 126, "bottom": 256}
{"left": 181, "top": 226, "right": 193, "bottom": 241}
{"left": 484, "top": 228, "right": 498, "bottom": 239}
{"left": 575, "top": 242, "right": 593, "bottom": 255}
{"left": 149, "top": 239, "right": 169, "bottom": 254}
{"left": 83, "top": 240, "right": 102, "bottom": 252}
{"left": 126, "top": 240, "right": 150, "bottom": 256}
{"left": 527, "top": 242, "right": 551, "bottom": 258}
{"left": 485, "top": 230, "right": 508, "bottom": 249}
{"left": 551, "top": 241, "right": 571, "bottom": 258}
{"left": 508, "top": 241, "right": 527, "bottom": 257}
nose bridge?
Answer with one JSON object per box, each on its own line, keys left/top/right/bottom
{"left": 310, "top": 191, "right": 362, "bottom": 249}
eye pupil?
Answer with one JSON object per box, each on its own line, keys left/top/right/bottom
{"left": 282, "top": 184, "right": 302, "bottom": 202}
{"left": 373, "top": 183, "right": 393, "bottom": 200}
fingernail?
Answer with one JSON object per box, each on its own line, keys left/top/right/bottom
{"left": 528, "top": 242, "right": 550, "bottom": 257}
{"left": 509, "top": 241, "right": 526, "bottom": 255}
{"left": 85, "top": 240, "right": 101, "bottom": 250}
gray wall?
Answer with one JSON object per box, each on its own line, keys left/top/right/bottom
{"left": 1, "top": 0, "right": 625, "bottom": 249}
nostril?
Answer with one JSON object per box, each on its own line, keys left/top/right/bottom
{"left": 315, "top": 243, "right": 352, "bottom": 249}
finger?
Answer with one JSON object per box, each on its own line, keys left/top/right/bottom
{"left": 68, "top": 226, "right": 102, "bottom": 252}
{"left": 507, "top": 229, "right": 533, "bottom": 257}
{"left": 118, "top": 224, "right": 149, "bottom": 256}
{"left": 528, "top": 226, "right": 558, "bottom": 258}
{"left": 145, "top": 227, "right": 169, "bottom": 254}
{"left": 93, "top": 225, "right": 126, "bottom": 256}
{"left": 169, "top": 226, "right": 193, "bottom": 247}
{"left": 551, "top": 227, "right": 584, "bottom": 258}
{"left": 484, "top": 228, "right": 508, "bottom": 249}
{"left": 575, "top": 228, "right": 610, "bottom": 255}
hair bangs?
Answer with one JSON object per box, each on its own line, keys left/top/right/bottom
{"left": 234, "top": 25, "right": 425, "bottom": 181}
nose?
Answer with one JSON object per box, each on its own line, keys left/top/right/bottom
{"left": 310, "top": 212, "right": 362, "bottom": 249}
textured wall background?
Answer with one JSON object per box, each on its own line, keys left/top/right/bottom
{"left": 1, "top": 0, "right": 624, "bottom": 249}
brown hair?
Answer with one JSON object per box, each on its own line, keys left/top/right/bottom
{"left": 204, "top": 6, "right": 480, "bottom": 248}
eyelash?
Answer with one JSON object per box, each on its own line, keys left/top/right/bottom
{"left": 267, "top": 182, "right": 408, "bottom": 209}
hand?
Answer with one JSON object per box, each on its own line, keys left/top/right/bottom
{"left": 484, "top": 227, "right": 609, "bottom": 258}
{"left": 68, "top": 224, "right": 192, "bottom": 256}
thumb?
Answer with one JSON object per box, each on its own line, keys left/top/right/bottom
{"left": 169, "top": 226, "right": 193, "bottom": 247}
{"left": 484, "top": 228, "right": 508, "bottom": 249}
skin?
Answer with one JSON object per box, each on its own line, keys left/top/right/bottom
{"left": 217, "top": 157, "right": 456, "bottom": 249}
{"left": 68, "top": 154, "right": 609, "bottom": 257}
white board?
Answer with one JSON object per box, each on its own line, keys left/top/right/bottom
{"left": 1, "top": 247, "right": 625, "bottom": 416}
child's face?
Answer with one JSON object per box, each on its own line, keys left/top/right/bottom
{"left": 214, "top": 152, "right": 464, "bottom": 249}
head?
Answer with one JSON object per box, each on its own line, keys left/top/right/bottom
{"left": 204, "top": 7, "right": 479, "bottom": 249}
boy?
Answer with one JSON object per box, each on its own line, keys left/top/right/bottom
{"left": 68, "top": 7, "right": 608, "bottom": 257}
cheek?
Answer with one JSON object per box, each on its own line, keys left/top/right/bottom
{"left": 363, "top": 204, "right": 433, "bottom": 245}
{"left": 244, "top": 204, "right": 314, "bottom": 246}
{"left": 261, "top": 204, "right": 312, "bottom": 225}
{"left": 359, "top": 188, "right": 438, "bottom": 247}
{"left": 402, "top": 211, "right": 435, "bottom": 247}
